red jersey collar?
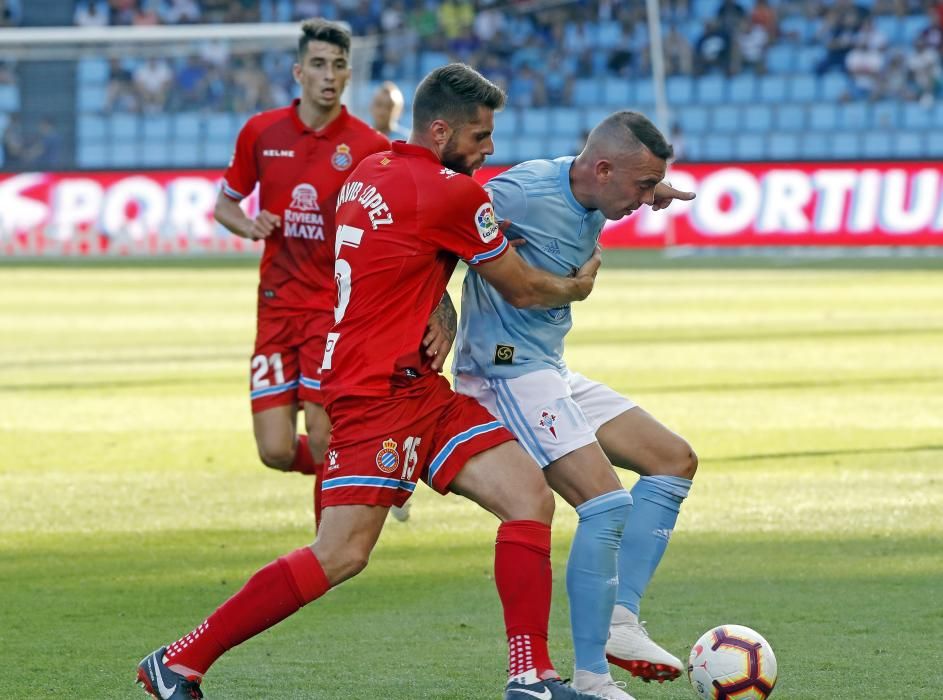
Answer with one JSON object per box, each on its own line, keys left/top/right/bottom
{"left": 391, "top": 140, "right": 441, "bottom": 163}
{"left": 290, "top": 99, "right": 351, "bottom": 138}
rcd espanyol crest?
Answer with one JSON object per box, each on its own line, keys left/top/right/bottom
{"left": 331, "top": 144, "right": 353, "bottom": 171}
{"left": 290, "top": 183, "right": 319, "bottom": 210}
{"left": 375, "top": 438, "right": 400, "bottom": 474}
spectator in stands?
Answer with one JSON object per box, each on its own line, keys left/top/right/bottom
{"left": 133, "top": 57, "right": 173, "bottom": 112}
{"left": 736, "top": 16, "right": 770, "bottom": 73}
{"left": 695, "top": 19, "right": 734, "bottom": 75}
{"left": 716, "top": 0, "right": 746, "bottom": 33}
{"left": 369, "top": 81, "right": 409, "bottom": 140}
{"left": 544, "top": 51, "right": 574, "bottom": 106}
{"left": 173, "top": 54, "right": 209, "bottom": 109}
{"left": 230, "top": 55, "right": 273, "bottom": 112}
{"left": 908, "top": 33, "right": 942, "bottom": 104}
{"left": 816, "top": 7, "right": 861, "bottom": 74}
{"left": 133, "top": 1, "right": 161, "bottom": 26}
{"left": 670, "top": 122, "right": 685, "bottom": 162}
{"left": 1, "top": 113, "right": 27, "bottom": 169}
{"left": 108, "top": 0, "right": 137, "bottom": 26}
{"left": 874, "top": 50, "right": 914, "bottom": 101}
{"left": 750, "top": 0, "right": 779, "bottom": 40}
{"left": 74, "top": 0, "right": 109, "bottom": 27}
{"left": 105, "top": 58, "right": 139, "bottom": 113}
{"left": 845, "top": 29, "right": 886, "bottom": 99}
{"left": 29, "top": 117, "right": 64, "bottom": 169}
{"left": 163, "top": 0, "right": 201, "bottom": 24}
{"left": 509, "top": 64, "right": 547, "bottom": 108}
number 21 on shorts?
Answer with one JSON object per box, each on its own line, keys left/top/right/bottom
{"left": 251, "top": 352, "right": 285, "bottom": 389}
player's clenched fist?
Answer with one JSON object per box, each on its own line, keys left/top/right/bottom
{"left": 572, "top": 245, "right": 602, "bottom": 301}
{"left": 245, "top": 210, "right": 281, "bottom": 240}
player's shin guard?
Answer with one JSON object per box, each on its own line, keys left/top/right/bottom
{"left": 567, "top": 490, "right": 633, "bottom": 674}
{"left": 163, "top": 547, "right": 330, "bottom": 679}
{"left": 495, "top": 520, "right": 555, "bottom": 679}
{"left": 617, "top": 476, "right": 691, "bottom": 615}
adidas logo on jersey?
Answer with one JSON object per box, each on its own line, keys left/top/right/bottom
{"left": 543, "top": 239, "right": 561, "bottom": 256}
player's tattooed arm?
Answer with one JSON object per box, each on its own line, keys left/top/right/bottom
{"left": 422, "top": 292, "right": 457, "bottom": 372}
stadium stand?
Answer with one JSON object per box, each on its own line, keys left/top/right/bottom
{"left": 1, "top": 0, "right": 942, "bottom": 170}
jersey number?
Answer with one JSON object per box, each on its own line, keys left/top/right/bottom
{"left": 323, "top": 224, "right": 364, "bottom": 370}
{"left": 251, "top": 352, "right": 285, "bottom": 389}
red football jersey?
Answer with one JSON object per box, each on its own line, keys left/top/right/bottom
{"left": 321, "top": 141, "right": 509, "bottom": 400}
{"left": 223, "top": 101, "right": 390, "bottom": 312}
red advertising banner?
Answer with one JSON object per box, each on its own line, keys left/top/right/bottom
{"left": 2, "top": 162, "right": 942, "bottom": 256}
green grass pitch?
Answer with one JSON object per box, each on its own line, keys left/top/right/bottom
{"left": 1, "top": 257, "right": 941, "bottom": 698}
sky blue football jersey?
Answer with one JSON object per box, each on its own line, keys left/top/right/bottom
{"left": 453, "top": 157, "right": 606, "bottom": 379}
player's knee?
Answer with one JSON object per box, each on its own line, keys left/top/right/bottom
{"left": 320, "top": 545, "right": 371, "bottom": 585}
{"left": 667, "top": 441, "right": 698, "bottom": 480}
{"left": 256, "top": 440, "right": 295, "bottom": 471}
{"left": 506, "top": 480, "right": 555, "bottom": 524}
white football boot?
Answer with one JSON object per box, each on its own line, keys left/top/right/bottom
{"left": 571, "top": 670, "right": 636, "bottom": 700}
{"left": 606, "top": 606, "right": 683, "bottom": 683}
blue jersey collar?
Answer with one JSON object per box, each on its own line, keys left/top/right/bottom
{"left": 559, "top": 157, "right": 590, "bottom": 215}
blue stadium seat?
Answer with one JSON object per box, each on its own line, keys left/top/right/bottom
{"left": 703, "top": 134, "right": 734, "bottom": 162}
{"left": 275, "top": 0, "right": 292, "bottom": 22}
{"left": 677, "top": 105, "right": 710, "bottom": 135}
{"left": 550, "top": 107, "right": 582, "bottom": 137}
{"left": 765, "top": 45, "right": 794, "bottom": 75}
{"left": 142, "top": 114, "right": 171, "bottom": 142}
{"left": 174, "top": 113, "right": 202, "bottom": 140}
{"left": 78, "top": 114, "right": 108, "bottom": 144}
{"left": 548, "top": 136, "right": 578, "bottom": 158}
{"left": 838, "top": 103, "right": 869, "bottom": 130}
{"left": 710, "top": 105, "right": 740, "bottom": 133}
{"left": 0, "top": 84, "right": 20, "bottom": 111}
{"left": 140, "top": 144, "right": 172, "bottom": 168}
{"left": 873, "top": 16, "right": 901, "bottom": 44}
{"left": 419, "top": 52, "right": 449, "bottom": 76}
{"left": 734, "top": 133, "right": 765, "bottom": 161}
{"left": 601, "top": 77, "right": 633, "bottom": 106}
{"left": 77, "top": 85, "right": 107, "bottom": 112}
{"left": 584, "top": 107, "right": 611, "bottom": 132}
{"left": 773, "top": 104, "right": 805, "bottom": 132}
{"left": 871, "top": 101, "right": 900, "bottom": 129}
{"left": 788, "top": 75, "right": 818, "bottom": 102}
{"left": 927, "top": 131, "right": 943, "bottom": 157}
{"left": 77, "top": 58, "right": 109, "bottom": 85}
{"left": 893, "top": 133, "right": 924, "bottom": 158}
{"left": 727, "top": 75, "right": 756, "bottom": 104}
{"left": 830, "top": 133, "right": 860, "bottom": 159}
{"left": 523, "top": 108, "right": 551, "bottom": 136}
{"left": 171, "top": 139, "right": 201, "bottom": 166}
{"left": 109, "top": 140, "right": 139, "bottom": 168}
{"left": 808, "top": 104, "right": 838, "bottom": 131}
{"left": 493, "top": 107, "right": 519, "bottom": 140}
{"left": 696, "top": 75, "right": 726, "bottom": 104}
{"left": 203, "top": 141, "right": 232, "bottom": 166}
{"left": 768, "top": 133, "right": 800, "bottom": 160}
{"left": 572, "top": 79, "right": 600, "bottom": 107}
{"left": 758, "top": 76, "right": 787, "bottom": 103}
{"left": 902, "top": 15, "right": 927, "bottom": 43}
{"left": 742, "top": 104, "right": 773, "bottom": 133}
{"left": 110, "top": 114, "right": 139, "bottom": 140}
{"left": 820, "top": 73, "right": 850, "bottom": 101}
{"left": 77, "top": 143, "right": 108, "bottom": 169}
{"left": 634, "top": 78, "right": 655, "bottom": 105}
{"left": 861, "top": 131, "right": 893, "bottom": 158}
{"left": 902, "top": 103, "right": 933, "bottom": 130}
{"left": 682, "top": 134, "right": 704, "bottom": 162}
{"left": 666, "top": 76, "right": 694, "bottom": 105}
{"left": 204, "top": 113, "right": 233, "bottom": 139}
{"left": 513, "top": 137, "right": 546, "bottom": 162}
{"left": 796, "top": 46, "right": 822, "bottom": 73}
{"left": 780, "top": 16, "right": 814, "bottom": 43}
{"left": 597, "top": 21, "right": 622, "bottom": 49}
{"left": 801, "top": 133, "right": 831, "bottom": 160}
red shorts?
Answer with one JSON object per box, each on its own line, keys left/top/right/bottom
{"left": 321, "top": 375, "right": 515, "bottom": 508}
{"left": 249, "top": 309, "right": 332, "bottom": 413}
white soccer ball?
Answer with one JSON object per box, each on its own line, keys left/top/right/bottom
{"left": 687, "top": 624, "right": 778, "bottom": 700}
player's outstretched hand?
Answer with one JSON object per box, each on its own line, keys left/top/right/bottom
{"left": 573, "top": 245, "right": 602, "bottom": 300}
{"left": 248, "top": 210, "right": 281, "bottom": 240}
{"left": 651, "top": 180, "right": 696, "bottom": 212}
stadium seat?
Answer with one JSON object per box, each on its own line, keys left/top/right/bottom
{"left": 787, "top": 75, "right": 818, "bottom": 102}
{"left": 140, "top": 144, "right": 172, "bottom": 168}
{"left": 601, "top": 77, "right": 632, "bottom": 106}
{"left": 677, "top": 105, "right": 709, "bottom": 135}
{"left": 596, "top": 21, "right": 622, "bottom": 49}
{"left": 682, "top": 134, "right": 704, "bottom": 161}
{"left": 696, "top": 75, "right": 726, "bottom": 104}
{"left": 549, "top": 107, "right": 582, "bottom": 137}
{"left": 77, "top": 114, "right": 108, "bottom": 144}
{"left": 902, "top": 15, "right": 927, "bottom": 43}
{"left": 204, "top": 113, "right": 233, "bottom": 139}
{"left": 796, "top": 46, "right": 822, "bottom": 73}
{"left": 572, "top": 79, "right": 600, "bottom": 107}
{"left": 703, "top": 134, "right": 734, "bottom": 162}
{"left": 493, "top": 107, "right": 519, "bottom": 140}
{"left": 171, "top": 139, "right": 201, "bottom": 166}
{"left": 861, "top": 131, "right": 893, "bottom": 159}
{"left": 522, "top": 108, "right": 551, "bottom": 136}
{"left": 666, "top": 76, "right": 694, "bottom": 105}
{"left": 203, "top": 141, "right": 233, "bottom": 166}
{"left": 77, "top": 85, "right": 107, "bottom": 113}
{"left": 109, "top": 140, "right": 139, "bottom": 168}
{"left": 902, "top": 103, "right": 934, "bottom": 130}
{"left": 734, "top": 133, "right": 765, "bottom": 161}
{"left": 512, "top": 137, "right": 546, "bottom": 162}
{"left": 765, "top": 45, "right": 794, "bottom": 75}
{"left": 773, "top": 104, "right": 805, "bottom": 132}
{"left": 0, "top": 84, "right": 21, "bottom": 112}
{"left": 820, "top": 73, "right": 850, "bottom": 101}
{"left": 830, "top": 133, "right": 860, "bottom": 159}
{"left": 801, "top": 132, "right": 831, "bottom": 160}
{"left": 77, "top": 142, "right": 108, "bottom": 169}
{"left": 548, "top": 136, "right": 578, "bottom": 158}
{"left": 808, "top": 104, "right": 838, "bottom": 131}
{"left": 838, "top": 103, "right": 869, "bottom": 130}
{"left": 927, "top": 131, "right": 943, "bottom": 157}
{"left": 710, "top": 105, "right": 740, "bottom": 133}
{"left": 742, "top": 104, "right": 773, "bottom": 133}
{"left": 780, "top": 16, "right": 814, "bottom": 43}
{"left": 874, "top": 16, "right": 901, "bottom": 45}
{"left": 727, "top": 75, "right": 756, "bottom": 104}
{"left": 584, "top": 107, "right": 611, "bottom": 132}
{"left": 758, "top": 76, "right": 787, "bottom": 103}
{"left": 109, "top": 114, "right": 140, "bottom": 140}
{"left": 893, "top": 132, "right": 924, "bottom": 158}
{"left": 634, "top": 78, "right": 655, "bottom": 105}
{"left": 142, "top": 114, "right": 171, "bottom": 142}
{"left": 77, "top": 58, "right": 109, "bottom": 85}
{"left": 419, "top": 52, "right": 449, "bottom": 76}
{"left": 870, "top": 101, "right": 900, "bottom": 129}
{"left": 174, "top": 113, "right": 202, "bottom": 140}
{"left": 768, "top": 133, "right": 800, "bottom": 160}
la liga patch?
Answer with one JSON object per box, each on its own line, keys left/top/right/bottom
{"left": 475, "top": 202, "right": 499, "bottom": 243}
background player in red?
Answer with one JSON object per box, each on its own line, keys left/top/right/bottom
{"left": 212, "top": 19, "right": 390, "bottom": 500}
{"left": 136, "top": 63, "right": 603, "bottom": 700}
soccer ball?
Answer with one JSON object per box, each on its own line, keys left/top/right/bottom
{"left": 687, "top": 624, "right": 777, "bottom": 700}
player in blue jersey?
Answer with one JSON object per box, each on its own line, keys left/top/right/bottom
{"left": 454, "top": 111, "right": 697, "bottom": 700}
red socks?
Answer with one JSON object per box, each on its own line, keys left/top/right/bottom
{"left": 290, "top": 434, "right": 317, "bottom": 475}
{"left": 164, "top": 547, "right": 330, "bottom": 679}
{"left": 495, "top": 520, "right": 555, "bottom": 679}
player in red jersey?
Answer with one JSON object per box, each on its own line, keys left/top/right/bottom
{"left": 212, "top": 19, "right": 390, "bottom": 496}
{"left": 136, "top": 64, "right": 601, "bottom": 700}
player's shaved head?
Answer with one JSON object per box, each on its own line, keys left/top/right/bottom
{"left": 298, "top": 18, "right": 351, "bottom": 59}
{"left": 583, "top": 111, "right": 673, "bottom": 163}
{"left": 412, "top": 63, "right": 505, "bottom": 132}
